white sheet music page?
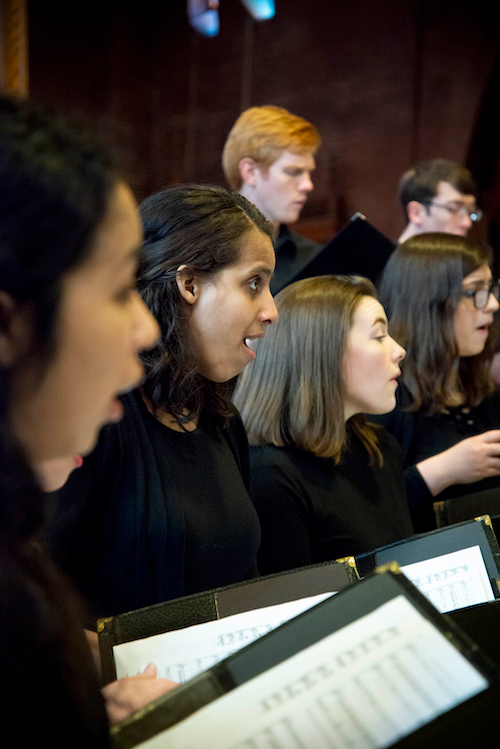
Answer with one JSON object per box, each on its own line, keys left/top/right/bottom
{"left": 135, "top": 594, "right": 487, "bottom": 749}
{"left": 113, "top": 592, "right": 334, "bottom": 683}
{"left": 399, "top": 544, "right": 495, "bottom": 613}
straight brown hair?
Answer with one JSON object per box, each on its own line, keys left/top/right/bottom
{"left": 233, "top": 275, "right": 383, "bottom": 465}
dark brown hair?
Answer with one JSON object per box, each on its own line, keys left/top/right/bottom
{"left": 233, "top": 275, "right": 383, "bottom": 465}
{"left": 398, "top": 158, "right": 477, "bottom": 221}
{"left": 137, "top": 184, "right": 273, "bottom": 427}
{"left": 379, "top": 233, "right": 496, "bottom": 413}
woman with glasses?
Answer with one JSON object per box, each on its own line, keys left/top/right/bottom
{"left": 376, "top": 233, "right": 500, "bottom": 532}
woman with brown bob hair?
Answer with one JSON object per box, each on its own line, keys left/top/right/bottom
{"left": 376, "top": 233, "right": 500, "bottom": 532}
{"left": 233, "top": 275, "right": 412, "bottom": 575}
{"left": 47, "top": 184, "right": 278, "bottom": 619}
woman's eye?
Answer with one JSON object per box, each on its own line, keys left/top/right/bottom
{"left": 248, "top": 278, "right": 260, "bottom": 292}
{"left": 376, "top": 334, "right": 387, "bottom": 342}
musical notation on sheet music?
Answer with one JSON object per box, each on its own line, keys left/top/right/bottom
{"left": 399, "top": 545, "right": 494, "bottom": 613}
{"left": 113, "top": 592, "right": 334, "bottom": 683}
{"left": 138, "top": 595, "right": 487, "bottom": 749}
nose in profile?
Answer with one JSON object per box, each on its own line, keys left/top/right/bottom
{"left": 391, "top": 337, "right": 406, "bottom": 363}
{"left": 261, "top": 291, "right": 279, "bottom": 326}
{"left": 300, "top": 173, "right": 314, "bottom": 193}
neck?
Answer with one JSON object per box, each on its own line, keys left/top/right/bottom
{"left": 397, "top": 223, "right": 421, "bottom": 244}
{"left": 140, "top": 392, "right": 199, "bottom": 432}
{"left": 239, "top": 185, "right": 280, "bottom": 238}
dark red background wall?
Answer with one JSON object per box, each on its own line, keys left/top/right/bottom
{"left": 27, "top": 1, "right": 500, "bottom": 249}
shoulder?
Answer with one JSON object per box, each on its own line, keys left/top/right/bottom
{"left": 250, "top": 444, "right": 298, "bottom": 482}
{"left": 249, "top": 444, "right": 321, "bottom": 495}
{"left": 250, "top": 443, "right": 302, "bottom": 472}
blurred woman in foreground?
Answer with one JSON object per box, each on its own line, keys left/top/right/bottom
{"left": 0, "top": 95, "right": 175, "bottom": 744}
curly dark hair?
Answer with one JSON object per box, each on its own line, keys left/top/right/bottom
{"left": 137, "top": 184, "right": 273, "bottom": 428}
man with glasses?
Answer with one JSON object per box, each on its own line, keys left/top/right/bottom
{"left": 397, "top": 158, "right": 482, "bottom": 243}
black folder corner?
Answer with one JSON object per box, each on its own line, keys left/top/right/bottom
{"left": 354, "top": 515, "right": 500, "bottom": 598}
{"left": 287, "top": 212, "right": 395, "bottom": 287}
{"left": 434, "top": 487, "right": 500, "bottom": 539}
{"left": 110, "top": 568, "right": 500, "bottom": 749}
{"left": 98, "top": 558, "right": 358, "bottom": 686}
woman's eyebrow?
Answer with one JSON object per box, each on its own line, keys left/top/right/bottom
{"left": 371, "top": 317, "right": 388, "bottom": 327}
{"left": 248, "top": 264, "right": 274, "bottom": 278}
{"left": 463, "top": 277, "right": 492, "bottom": 288}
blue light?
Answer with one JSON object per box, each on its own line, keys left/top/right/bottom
{"left": 190, "top": 9, "right": 220, "bottom": 36}
{"left": 240, "top": 0, "right": 275, "bottom": 21}
{"left": 187, "top": 0, "right": 220, "bottom": 37}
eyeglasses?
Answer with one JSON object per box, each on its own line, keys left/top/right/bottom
{"left": 422, "top": 200, "right": 483, "bottom": 222}
{"left": 462, "top": 281, "right": 500, "bottom": 309}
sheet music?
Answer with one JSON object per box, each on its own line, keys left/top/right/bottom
{"left": 114, "top": 592, "right": 334, "bottom": 683}
{"left": 135, "top": 594, "right": 487, "bottom": 749}
{"left": 399, "top": 545, "right": 495, "bottom": 613}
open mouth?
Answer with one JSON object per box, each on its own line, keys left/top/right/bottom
{"left": 243, "top": 338, "right": 257, "bottom": 359}
{"left": 477, "top": 324, "right": 491, "bottom": 334}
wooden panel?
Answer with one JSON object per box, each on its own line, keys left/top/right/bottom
{"left": 26, "top": 1, "right": 500, "bottom": 245}
{"left": 0, "top": 0, "right": 28, "bottom": 96}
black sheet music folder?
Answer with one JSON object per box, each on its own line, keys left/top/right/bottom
{"left": 434, "top": 486, "right": 500, "bottom": 539}
{"left": 98, "top": 558, "right": 357, "bottom": 685}
{"left": 354, "top": 515, "right": 500, "bottom": 597}
{"left": 109, "top": 567, "right": 500, "bottom": 749}
{"left": 287, "top": 212, "right": 395, "bottom": 287}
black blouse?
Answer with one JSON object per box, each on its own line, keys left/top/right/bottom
{"left": 249, "top": 428, "right": 414, "bottom": 576}
{"left": 44, "top": 391, "right": 261, "bottom": 619}
{"left": 372, "top": 384, "right": 500, "bottom": 531}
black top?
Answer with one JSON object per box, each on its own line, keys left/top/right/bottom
{"left": 249, "top": 428, "right": 414, "bottom": 575}
{"left": 44, "top": 391, "right": 261, "bottom": 619}
{"left": 270, "top": 225, "right": 323, "bottom": 295}
{"left": 0, "top": 541, "right": 109, "bottom": 747}
{"left": 372, "top": 384, "right": 500, "bottom": 532}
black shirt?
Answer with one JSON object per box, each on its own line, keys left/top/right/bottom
{"left": 271, "top": 225, "right": 323, "bottom": 295}
{"left": 249, "top": 428, "right": 414, "bottom": 575}
{"left": 372, "top": 383, "right": 500, "bottom": 532}
{"left": 45, "top": 391, "right": 261, "bottom": 619}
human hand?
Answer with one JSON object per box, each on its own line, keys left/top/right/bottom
{"left": 101, "top": 663, "right": 179, "bottom": 724}
{"left": 417, "top": 429, "right": 500, "bottom": 496}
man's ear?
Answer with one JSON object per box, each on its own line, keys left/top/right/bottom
{"left": 0, "top": 291, "right": 32, "bottom": 367}
{"left": 239, "top": 157, "right": 260, "bottom": 188}
{"left": 175, "top": 265, "right": 201, "bottom": 306}
{"left": 406, "top": 200, "right": 426, "bottom": 226}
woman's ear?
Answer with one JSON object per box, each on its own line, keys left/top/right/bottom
{"left": 175, "top": 265, "right": 201, "bottom": 306}
{"left": 0, "top": 291, "right": 32, "bottom": 367}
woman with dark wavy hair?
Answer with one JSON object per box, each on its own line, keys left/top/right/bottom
{"left": 233, "top": 275, "right": 412, "bottom": 575}
{"left": 47, "top": 184, "right": 278, "bottom": 619}
{"left": 376, "top": 233, "right": 500, "bottom": 532}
